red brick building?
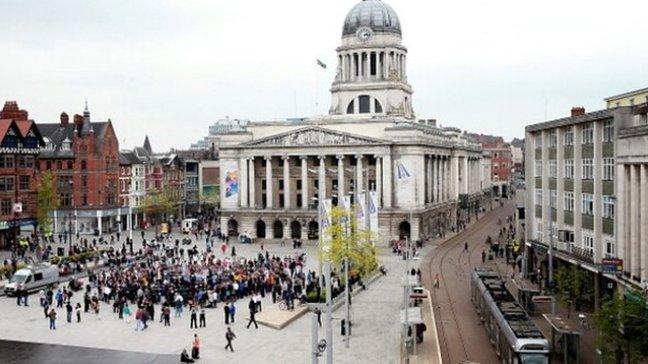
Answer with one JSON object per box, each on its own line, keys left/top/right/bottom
{"left": 38, "top": 103, "right": 121, "bottom": 235}
{"left": 466, "top": 133, "right": 512, "bottom": 196}
{"left": 0, "top": 101, "right": 44, "bottom": 248}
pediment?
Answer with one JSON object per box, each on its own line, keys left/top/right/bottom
{"left": 241, "top": 126, "right": 387, "bottom": 148}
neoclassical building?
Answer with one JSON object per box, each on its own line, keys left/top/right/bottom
{"left": 218, "top": 0, "right": 488, "bottom": 245}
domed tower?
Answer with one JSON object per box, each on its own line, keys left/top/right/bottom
{"left": 329, "top": 0, "right": 414, "bottom": 119}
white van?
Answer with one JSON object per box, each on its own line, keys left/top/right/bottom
{"left": 4, "top": 263, "right": 59, "bottom": 296}
{"left": 182, "top": 218, "right": 198, "bottom": 234}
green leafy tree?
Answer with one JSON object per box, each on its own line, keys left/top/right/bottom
{"left": 322, "top": 206, "right": 378, "bottom": 280}
{"left": 142, "top": 186, "right": 176, "bottom": 233}
{"left": 554, "top": 264, "right": 592, "bottom": 318}
{"left": 200, "top": 186, "right": 220, "bottom": 211}
{"left": 36, "top": 171, "right": 57, "bottom": 234}
{"left": 595, "top": 292, "right": 648, "bottom": 363}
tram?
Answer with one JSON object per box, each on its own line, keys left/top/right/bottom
{"left": 471, "top": 268, "right": 550, "bottom": 364}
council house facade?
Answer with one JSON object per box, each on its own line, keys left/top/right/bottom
{"left": 217, "top": 0, "right": 489, "bottom": 245}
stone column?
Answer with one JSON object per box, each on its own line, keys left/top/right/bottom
{"left": 249, "top": 157, "right": 256, "bottom": 209}
{"left": 375, "top": 155, "right": 383, "bottom": 207}
{"left": 617, "top": 164, "right": 627, "bottom": 273}
{"left": 283, "top": 156, "right": 291, "bottom": 210}
{"left": 301, "top": 157, "right": 308, "bottom": 210}
{"left": 240, "top": 157, "right": 248, "bottom": 208}
{"left": 318, "top": 156, "right": 326, "bottom": 203}
{"left": 630, "top": 165, "right": 640, "bottom": 278}
{"left": 426, "top": 156, "right": 432, "bottom": 204}
{"left": 450, "top": 156, "right": 459, "bottom": 201}
{"left": 357, "top": 154, "right": 364, "bottom": 195}
{"left": 383, "top": 154, "right": 393, "bottom": 208}
{"left": 641, "top": 164, "right": 648, "bottom": 283}
{"left": 364, "top": 52, "right": 370, "bottom": 79}
{"left": 432, "top": 156, "right": 438, "bottom": 203}
{"left": 337, "top": 155, "right": 345, "bottom": 199}
{"left": 462, "top": 156, "right": 469, "bottom": 195}
{"left": 265, "top": 156, "right": 273, "bottom": 209}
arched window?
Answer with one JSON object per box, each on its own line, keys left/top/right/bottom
{"left": 374, "top": 99, "right": 383, "bottom": 113}
{"left": 359, "top": 95, "right": 371, "bottom": 113}
{"left": 346, "top": 100, "right": 355, "bottom": 114}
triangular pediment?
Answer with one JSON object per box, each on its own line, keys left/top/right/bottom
{"left": 241, "top": 126, "right": 387, "bottom": 148}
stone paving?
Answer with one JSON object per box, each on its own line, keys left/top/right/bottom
{"left": 0, "top": 230, "right": 433, "bottom": 364}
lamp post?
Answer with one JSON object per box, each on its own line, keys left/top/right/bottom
{"left": 68, "top": 180, "right": 74, "bottom": 250}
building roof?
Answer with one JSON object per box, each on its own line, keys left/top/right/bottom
{"left": 525, "top": 108, "right": 614, "bottom": 133}
{"left": 343, "top": 0, "right": 401, "bottom": 37}
{"left": 38, "top": 121, "right": 111, "bottom": 158}
{"left": 604, "top": 86, "right": 648, "bottom": 102}
{"left": 119, "top": 150, "right": 142, "bottom": 165}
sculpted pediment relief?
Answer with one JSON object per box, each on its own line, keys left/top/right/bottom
{"left": 242, "top": 127, "right": 385, "bottom": 147}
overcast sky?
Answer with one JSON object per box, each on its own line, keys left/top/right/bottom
{"left": 2, "top": 0, "right": 648, "bottom": 151}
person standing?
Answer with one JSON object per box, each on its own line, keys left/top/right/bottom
{"left": 199, "top": 308, "right": 206, "bottom": 328}
{"left": 190, "top": 307, "right": 198, "bottom": 329}
{"left": 48, "top": 308, "right": 57, "bottom": 330}
{"left": 224, "top": 327, "right": 236, "bottom": 352}
{"left": 75, "top": 303, "right": 82, "bottom": 323}
{"left": 66, "top": 301, "right": 73, "bottom": 323}
{"left": 163, "top": 305, "right": 171, "bottom": 326}
{"left": 224, "top": 303, "right": 230, "bottom": 325}
{"left": 229, "top": 302, "right": 236, "bottom": 323}
{"left": 191, "top": 334, "right": 201, "bottom": 360}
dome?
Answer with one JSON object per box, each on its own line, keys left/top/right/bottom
{"left": 342, "top": 0, "right": 401, "bottom": 37}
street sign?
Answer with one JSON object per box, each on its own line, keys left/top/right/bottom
{"left": 601, "top": 258, "right": 623, "bottom": 274}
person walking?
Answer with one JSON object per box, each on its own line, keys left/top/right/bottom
{"left": 224, "top": 327, "right": 236, "bottom": 352}
{"left": 163, "top": 305, "right": 171, "bottom": 326}
{"left": 433, "top": 273, "right": 440, "bottom": 289}
{"left": 191, "top": 334, "right": 201, "bottom": 360}
{"left": 464, "top": 242, "right": 469, "bottom": 252}
{"left": 199, "top": 308, "right": 206, "bottom": 328}
{"left": 246, "top": 298, "right": 258, "bottom": 329}
{"left": 190, "top": 307, "right": 198, "bottom": 329}
{"left": 48, "top": 308, "right": 57, "bottom": 330}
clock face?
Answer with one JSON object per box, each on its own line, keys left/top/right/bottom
{"left": 356, "top": 27, "right": 373, "bottom": 42}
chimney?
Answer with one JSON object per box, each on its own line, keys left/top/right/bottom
{"left": 571, "top": 106, "right": 585, "bottom": 117}
{"left": 73, "top": 114, "right": 84, "bottom": 133}
{"left": 60, "top": 112, "right": 69, "bottom": 126}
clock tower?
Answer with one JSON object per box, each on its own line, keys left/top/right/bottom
{"left": 329, "top": 0, "right": 414, "bottom": 119}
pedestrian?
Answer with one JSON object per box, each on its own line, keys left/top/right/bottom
{"left": 224, "top": 303, "right": 230, "bottom": 325}
{"left": 199, "top": 308, "right": 206, "bottom": 328}
{"left": 231, "top": 245, "right": 236, "bottom": 257}
{"left": 247, "top": 298, "right": 258, "bottom": 329}
{"left": 191, "top": 334, "right": 201, "bottom": 360}
{"left": 75, "top": 303, "right": 82, "bottom": 323}
{"left": 314, "top": 307, "right": 322, "bottom": 327}
{"left": 190, "top": 307, "right": 198, "bottom": 329}
{"left": 464, "top": 242, "right": 468, "bottom": 252}
{"left": 229, "top": 302, "right": 236, "bottom": 323}
{"left": 164, "top": 305, "right": 171, "bottom": 326}
{"left": 48, "top": 308, "right": 57, "bottom": 330}
{"left": 66, "top": 301, "right": 73, "bottom": 323}
{"left": 180, "top": 348, "right": 194, "bottom": 363}
{"left": 224, "top": 327, "right": 236, "bottom": 352}
{"left": 220, "top": 242, "right": 227, "bottom": 255}
{"left": 433, "top": 273, "right": 440, "bottom": 289}
{"left": 123, "top": 303, "right": 132, "bottom": 324}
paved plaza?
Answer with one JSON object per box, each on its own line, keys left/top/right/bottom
{"left": 0, "top": 231, "right": 435, "bottom": 364}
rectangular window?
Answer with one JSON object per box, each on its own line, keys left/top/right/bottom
{"left": 550, "top": 190, "right": 557, "bottom": 207}
{"left": 564, "top": 159, "right": 574, "bottom": 179}
{"left": 534, "top": 133, "right": 542, "bottom": 148}
{"left": 535, "top": 160, "right": 543, "bottom": 177}
{"left": 17, "top": 156, "right": 25, "bottom": 168}
{"left": 18, "top": 175, "right": 29, "bottom": 190}
{"left": 582, "top": 193, "right": 594, "bottom": 215}
{"left": 603, "top": 196, "right": 615, "bottom": 219}
{"left": 549, "top": 160, "right": 557, "bottom": 178}
{"left": 0, "top": 199, "right": 11, "bottom": 215}
{"left": 548, "top": 130, "right": 557, "bottom": 147}
{"left": 581, "top": 159, "right": 593, "bottom": 180}
{"left": 535, "top": 189, "right": 543, "bottom": 205}
{"left": 602, "top": 120, "right": 614, "bottom": 142}
{"left": 583, "top": 233, "right": 594, "bottom": 254}
{"left": 603, "top": 158, "right": 614, "bottom": 180}
{"left": 536, "top": 222, "right": 543, "bottom": 241}
{"left": 25, "top": 156, "right": 34, "bottom": 168}
{"left": 582, "top": 124, "right": 593, "bottom": 144}
{"left": 605, "top": 237, "right": 615, "bottom": 257}
{"left": 564, "top": 192, "right": 574, "bottom": 211}
{"left": 564, "top": 128, "right": 574, "bottom": 146}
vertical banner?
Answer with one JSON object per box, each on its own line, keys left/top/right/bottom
{"left": 395, "top": 160, "right": 414, "bottom": 206}
{"left": 356, "top": 192, "right": 367, "bottom": 231}
{"left": 341, "top": 195, "right": 352, "bottom": 233}
{"left": 369, "top": 190, "right": 379, "bottom": 235}
{"left": 321, "top": 198, "right": 333, "bottom": 251}
{"left": 222, "top": 160, "right": 240, "bottom": 205}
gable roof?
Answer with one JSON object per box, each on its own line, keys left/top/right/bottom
{"left": 38, "top": 121, "right": 111, "bottom": 158}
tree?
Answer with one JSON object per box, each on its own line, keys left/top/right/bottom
{"left": 199, "top": 186, "right": 220, "bottom": 212}
{"left": 322, "top": 206, "right": 378, "bottom": 279}
{"left": 36, "top": 171, "right": 57, "bottom": 234}
{"left": 554, "top": 264, "right": 592, "bottom": 318}
{"left": 595, "top": 292, "right": 648, "bottom": 363}
{"left": 142, "top": 186, "right": 177, "bottom": 233}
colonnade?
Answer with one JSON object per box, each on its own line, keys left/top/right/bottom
{"left": 617, "top": 163, "right": 648, "bottom": 282}
{"left": 337, "top": 49, "right": 406, "bottom": 82}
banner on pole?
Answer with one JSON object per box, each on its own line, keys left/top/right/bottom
{"left": 222, "top": 160, "right": 240, "bottom": 205}
{"left": 395, "top": 160, "right": 414, "bottom": 206}
{"left": 341, "top": 195, "right": 352, "bottom": 232}
{"left": 357, "top": 192, "right": 367, "bottom": 230}
{"left": 369, "top": 191, "right": 379, "bottom": 235}
{"left": 321, "top": 199, "right": 333, "bottom": 251}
